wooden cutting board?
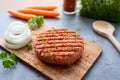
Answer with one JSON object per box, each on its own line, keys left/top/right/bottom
{"left": 0, "top": 23, "right": 103, "bottom": 80}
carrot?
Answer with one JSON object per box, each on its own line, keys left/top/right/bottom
{"left": 26, "top": 6, "right": 57, "bottom": 11}
{"left": 18, "top": 9, "right": 60, "bottom": 17}
{"left": 8, "top": 9, "right": 36, "bottom": 20}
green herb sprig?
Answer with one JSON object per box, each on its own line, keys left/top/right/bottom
{"left": 26, "top": 43, "right": 33, "bottom": 50}
{"left": 44, "top": 53, "right": 49, "bottom": 58}
{"left": 0, "top": 51, "right": 17, "bottom": 69}
{"left": 27, "top": 16, "right": 44, "bottom": 30}
{"left": 80, "top": 0, "right": 120, "bottom": 22}
{"left": 54, "top": 43, "right": 57, "bottom": 48}
{"left": 42, "top": 36, "right": 45, "bottom": 41}
{"left": 73, "top": 33, "right": 77, "bottom": 37}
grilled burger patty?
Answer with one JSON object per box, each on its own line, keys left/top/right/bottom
{"left": 34, "top": 28, "right": 84, "bottom": 65}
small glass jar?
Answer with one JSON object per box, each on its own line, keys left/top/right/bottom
{"left": 63, "top": 0, "right": 76, "bottom": 14}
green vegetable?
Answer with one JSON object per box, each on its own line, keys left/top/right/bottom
{"left": 73, "top": 33, "right": 77, "bottom": 37}
{"left": 67, "top": 34, "right": 70, "bottom": 37}
{"left": 80, "top": 0, "right": 120, "bottom": 22}
{"left": 44, "top": 53, "right": 49, "bottom": 58}
{"left": 42, "top": 36, "right": 45, "bottom": 41}
{"left": 26, "top": 43, "right": 33, "bottom": 50}
{"left": 54, "top": 43, "right": 57, "bottom": 48}
{"left": 27, "top": 16, "right": 44, "bottom": 30}
{"left": 0, "top": 51, "right": 17, "bottom": 69}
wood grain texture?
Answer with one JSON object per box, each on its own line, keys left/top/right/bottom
{"left": 0, "top": 23, "right": 103, "bottom": 80}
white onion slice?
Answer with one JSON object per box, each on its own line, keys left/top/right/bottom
{"left": 4, "top": 21, "right": 31, "bottom": 49}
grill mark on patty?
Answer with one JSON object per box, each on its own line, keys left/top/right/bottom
{"left": 38, "top": 29, "right": 78, "bottom": 37}
{"left": 41, "top": 47, "right": 83, "bottom": 53}
{"left": 36, "top": 29, "right": 81, "bottom": 42}
{"left": 35, "top": 40, "right": 83, "bottom": 45}
{"left": 35, "top": 43, "right": 84, "bottom": 49}
{"left": 44, "top": 30, "right": 77, "bottom": 33}
{"left": 36, "top": 47, "right": 84, "bottom": 56}
{"left": 35, "top": 29, "right": 84, "bottom": 53}
{"left": 40, "top": 51, "right": 80, "bottom": 56}
{"left": 36, "top": 36, "right": 82, "bottom": 41}
{"left": 38, "top": 32, "right": 76, "bottom": 37}
{"left": 47, "top": 28, "right": 74, "bottom": 33}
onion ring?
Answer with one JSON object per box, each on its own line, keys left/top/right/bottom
{"left": 4, "top": 21, "right": 31, "bottom": 49}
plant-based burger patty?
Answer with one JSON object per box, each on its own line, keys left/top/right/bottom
{"left": 34, "top": 28, "right": 84, "bottom": 65}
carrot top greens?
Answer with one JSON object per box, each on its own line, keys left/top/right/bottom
{"left": 80, "top": 0, "right": 120, "bottom": 22}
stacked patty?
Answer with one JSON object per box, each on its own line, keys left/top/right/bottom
{"left": 34, "top": 28, "right": 84, "bottom": 65}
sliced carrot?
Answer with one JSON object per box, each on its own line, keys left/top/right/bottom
{"left": 26, "top": 6, "right": 57, "bottom": 11}
{"left": 18, "top": 9, "right": 60, "bottom": 17}
{"left": 8, "top": 9, "right": 36, "bottom": 20}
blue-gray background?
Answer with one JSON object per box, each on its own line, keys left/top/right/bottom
{"left": 0, "top": 10, "right": 120, "bottom": 80}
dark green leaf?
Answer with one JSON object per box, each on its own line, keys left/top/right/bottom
{"left": 0, "top": 51, "right": 7, "bottom": 60}
{"left": 80, "top": 0, "right": 120, "bottom": 22}
{"left": 9, "top": 60, "right": 15, "bottom": 67}
{"left": 36, "top": 16, "right": 44, "bottom": 28}
{"left": 3, "top": 60, "right": 10, "bottom": 68}
{"left": 0, "top": 51, "right": 17, "bottom": 69}
{"left": 9, "top": 53, "right": 16, "bottom": 62}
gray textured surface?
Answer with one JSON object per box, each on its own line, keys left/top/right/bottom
{"left": 0, "top": 11, "right": 120, "bottom": 80}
